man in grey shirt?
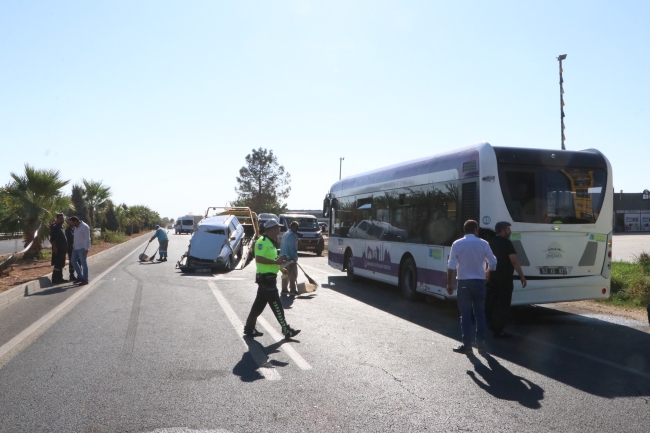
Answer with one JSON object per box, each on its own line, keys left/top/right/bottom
{"left": 447, "top": 220, "right": 497, "bottom": 354}
{"left": 67, "top": 216, "right": 91, "bottom": 285}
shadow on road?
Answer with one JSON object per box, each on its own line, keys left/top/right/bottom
{"left": 467, "top": 353, "right": 544, "bottom": 408}
{"left": 233, "top": 338, "right": 290, "bottom": 382}
{"left": 324, "top": 275, "right": 650, "bottom": 399}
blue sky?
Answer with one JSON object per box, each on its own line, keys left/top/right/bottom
{"left": 1, "top": 1, "right": 648, "bottom": 219}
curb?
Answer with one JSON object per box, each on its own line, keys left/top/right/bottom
{"left": 0, "top": 233, "right": 151, "bottom": 310}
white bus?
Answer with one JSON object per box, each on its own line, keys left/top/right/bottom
{"left": 323, "top": 142, "right": 613, "bottom": 305}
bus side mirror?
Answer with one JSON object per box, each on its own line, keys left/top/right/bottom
{"left": 323, "top": 197, "right": 330, "bottom": 218}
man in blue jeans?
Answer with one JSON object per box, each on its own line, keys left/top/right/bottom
{"left": 67, "top": 216, "right": 91, "bottom": 285}
{"left": 446, "top": 220, "right": 497, "bottom": 354}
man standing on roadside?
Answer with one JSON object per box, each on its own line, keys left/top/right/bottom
{"left": 447, "top": 220, "right": 497, "bottom": 354}
{"left": 243, "top": 219, "right": 301, "bottom": 340}
{"left": 65, "top": 220, "right": 77, "bottom": 281}
{"left": 49, "top": 213, "right": 68, "bottom": 284}
{"left": 486, "top": 221, "right": 527, "bottom": 338}
{"left": 280, "top": 220, "right": 299, "bottom": 295}
{"left": 68, "top": 216, "right": 90, "bottom": 285}
{"left": 149, "top": 224, "right": 169, "bottom": 262}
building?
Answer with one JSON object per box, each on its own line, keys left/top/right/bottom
{"left": 614, "top": 191, "right": 650, "bottom": 232}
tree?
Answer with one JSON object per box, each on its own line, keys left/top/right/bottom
{"left": 103, "top": 200, "right": 120, "bottom": 232}
{"left": 233, "top": 148, "right": 291, "bottom": 214}
{"left": 82, "top": 179, "right": 111, "bottom": 230}
{"left": 0, "top": 164, "right": 71, "bottom": 257}
{"left": 68, "top": 183, "right": 89, "bottom": 222}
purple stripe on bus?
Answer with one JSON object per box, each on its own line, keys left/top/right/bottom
{"left": 329, "top": 251, "right": 345, "bottom": 265}
{"left": 417, "top": 268, "right": 447, "bottom": 287}
{"left": 331, "top": 149, "right": 479, "bottom": 193}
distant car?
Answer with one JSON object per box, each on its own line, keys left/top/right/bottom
{"left": 166, "top": 224, "right": 173, "bottom": 229}
{"left": 258, "top": 213, "right": 278, "bottom": 233}
{"left": 318, "top": 222, "right": 329, "bottom": 233}
{"left": 277, "top": 213, "right": 324, "bottom": 256}
{"left": 180, "top": 215, "right": 244, "bottom": 272}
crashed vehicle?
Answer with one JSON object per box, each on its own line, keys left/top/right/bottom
{"left": 178, "top": 215, "right": 244, "bottom": 272}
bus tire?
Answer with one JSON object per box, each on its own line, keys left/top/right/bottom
{"left": 345, "top": 249, "right": 357, "bottom": 281}
{"left": 400, "top": 257, "right": 421, "bottom": 301}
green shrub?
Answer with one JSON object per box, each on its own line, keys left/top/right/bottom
{"left": 607, "top": 256, "right": 650, "bottom": 307}
{"left": 101, "top": 230, "right": 127, "bottom": 243}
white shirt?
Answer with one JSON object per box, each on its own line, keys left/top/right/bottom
{"left": 73, "top": 221, "right": 91, "bottom": 251}
{"left": 447, "top": 234, "right": 497, "bottom": 280}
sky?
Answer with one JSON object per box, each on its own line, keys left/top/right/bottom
{"left": 1, "top": 1, "right": 649, "bottom": 219}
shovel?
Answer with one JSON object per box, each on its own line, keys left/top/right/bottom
{"left": 138, "top": 242, "right": 152, "bottom": 261}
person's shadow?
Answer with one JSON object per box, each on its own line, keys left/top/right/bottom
{"left": 467, "top": 353, "right": 544, "bottom": 409}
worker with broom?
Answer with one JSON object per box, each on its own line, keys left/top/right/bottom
{"left": 149, "top": 224, "right": 169, "bottom": 262}
{"left": 280, "top": 220, "right": 299, "bottom": 295}
{"left": 243, "top": 219, "right": 301, "bottom": 340}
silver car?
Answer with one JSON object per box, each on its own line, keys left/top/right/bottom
{"left": 180, "top": 215, "right": 244, "bottom": 272}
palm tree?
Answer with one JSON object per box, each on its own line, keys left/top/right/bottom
{"left": 0, "top": 164, "right": 71, "bottom": 257}
{"left": 82, "top": 179, "right": 111, "bottom": 230}
{"left": 114, "top": 203, "right": 130, "bottom": 233}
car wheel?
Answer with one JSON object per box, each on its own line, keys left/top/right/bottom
{"left": 315, "top": 250, "right": 323, "bottom": 256}
{"left": 224, "top": 255, "right": 232, "bottom": 272}
{"left": 400, "top": 257, "right": 421, "bottom": 301}
{"left": 345, "top": 250, "right": 357, "bottom": 281}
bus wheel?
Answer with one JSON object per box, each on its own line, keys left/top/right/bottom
{"left": 345, "top": 250, "right": 357, "bottom": 281}
{"left": 400, "top": 257, "right": 421, "bottom": 301}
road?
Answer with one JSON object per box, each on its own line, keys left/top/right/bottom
{"left": 612, "top": 233, "right": 650, "bottom": 262}
{"left": 0, "top": 234, "right": 649, "bottom": 432}
{"left": 0, "top": 238, "right": 51, "bottom": 256}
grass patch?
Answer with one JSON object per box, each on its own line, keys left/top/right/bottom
{"left": 100, "top": 230, "right": 127, "bottom": 243}
{"left": 598, "top": 253, "right": 650, "bottom": 308}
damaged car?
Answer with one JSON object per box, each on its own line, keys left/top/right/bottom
{"left": 178, "top": 214, "right": 244, "bottom": 272}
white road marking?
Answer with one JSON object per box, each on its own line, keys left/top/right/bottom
{"left": 207, "top": 281, "right": 281, "bottom": 381}
{"left": 257, "top": 316, "right": 312, "bottom": 370}
{"left": 299, "top": 264, "right": 337, "bottom": 277}
{"left": 0, "top": 240, "right": 149, "bottom": 369}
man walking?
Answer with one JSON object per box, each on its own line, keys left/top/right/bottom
{"left": 67, "top": 216, "right": 91, "bottom": 285}
{"left": 280, "top": 220, "right": 299, "bottom": 295}
{"left": 149, "top": 224, "right": 169, "bottom": 262}
{"left": 49, "top": 213, "right": 68, "bottom": 284}
{"left": 65, "top": 220, "right": 77, "bottom": 281}
{"left": 243, "top": 219, "right": 301, "bottom": 339}
{"left": 486, "top": 221, "right": 527, "bottom": 338}
{"left": 447, "top": 220, "right": 497, "bottom": 354}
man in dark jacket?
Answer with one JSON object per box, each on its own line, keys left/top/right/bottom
{"left": 65, "top": 221, "right": 76, "bottom": 281}
{"left": 486, "top": 221, "right": 527, "bottom": 338}
{"left": 50, "top": 213, "right": 68, "bottom": 284}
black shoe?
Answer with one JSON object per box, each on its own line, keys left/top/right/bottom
{"left": 243, "top": 328, "right": 264, "bottom": 337}
{"left": 281, "top": 289, "right": 290, "bottom": 295}
{"left": 283, "top": 328, "right": 301, "bottom": 340}
{"left": 452, "top": 344, "right": 473, "bottom": 354}
{"left": 289, "top": 291, "right": 298, "bottom": 296}
{"left": 493, "top": 332, "right": 513, "bottom": 339}
{"left": 156, "top": 258, "right": 164, "bottom": 262}
{"left": 78, "top": 280, "right": 89, "bottom": 286}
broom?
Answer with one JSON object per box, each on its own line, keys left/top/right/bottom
{"left": 296, "top": 263, "right": 319, "bottom": 287}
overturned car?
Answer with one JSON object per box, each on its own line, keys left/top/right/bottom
{"left": 177, "top": 214, "right": 244, "bottom": 272}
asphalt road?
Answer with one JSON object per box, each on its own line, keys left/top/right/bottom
{"left": 0, "top": 238, "right": 51, "bottom": 256}
{"left": 612, "top": 233, "right": 650, "bottom": 261}
{"left": 0, "top": 234, "right": 649, "bottom": 432}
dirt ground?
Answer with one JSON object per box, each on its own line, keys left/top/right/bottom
{"left": 0, "top": 231, "right": 151, "bottom": 293}
{"left": 553, "top": 300, "right": 648, "bottom": 324}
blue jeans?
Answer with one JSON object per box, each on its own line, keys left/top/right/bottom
{"left": 71, "top": 249, "right": 88, "bottom": 281}
{"left": 456, "top": 279, "right": 487, "bottom": 347}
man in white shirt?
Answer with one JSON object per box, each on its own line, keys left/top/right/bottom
{"left": 67, "top": 216, "right": 91, "bottom": 285}
{"left": 447, "top": 220, "right": 497, "bottom": 354}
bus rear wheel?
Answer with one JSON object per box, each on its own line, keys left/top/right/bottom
{"left": 345, "top": 250, "right": 357, "bottom": 281}
{"left": 400, "top": 257, "right": 421, "bottom": 301}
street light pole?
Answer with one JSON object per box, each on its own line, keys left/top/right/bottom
{"left": 339, "top": 157, "right": 345, "bottom": 180}
{"left": 557, "top": 54, "right": 567, "bottom": 150}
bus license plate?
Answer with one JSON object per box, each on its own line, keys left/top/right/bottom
{"left": 539, "top": 267, "right": 567, "bottom": 275}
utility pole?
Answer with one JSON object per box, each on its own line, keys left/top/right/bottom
{"left": 339, "top": 157, "right": 345, "bottom": 180}
{"left": 557, "top": 54, "right": 567, "bottom": 150}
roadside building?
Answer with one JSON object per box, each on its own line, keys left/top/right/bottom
{"left": 614, "top": 190, "right": 650, "bottom": 232}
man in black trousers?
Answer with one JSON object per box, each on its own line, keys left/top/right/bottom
{"left": 49, "top": 213, "right": 68, "bottom": 285}
{"left": 486, "top": 221, "right": 527, "bottom": 338}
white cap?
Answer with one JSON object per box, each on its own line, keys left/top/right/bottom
{"left": 264, "top": 219, "right": 279, "bottom": 229}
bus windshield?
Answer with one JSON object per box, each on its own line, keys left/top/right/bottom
{"left": 498, "top": 165, "right": 607, "bottom": 224}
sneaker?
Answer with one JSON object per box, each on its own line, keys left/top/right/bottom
{"left": 156, "top": 258, "right": 164, "bottom": 262}
{"left": 78, "top": 280, "right": 89, "bottom": 286}
{"left": 452, "top": 344, "right": 473, "bottom": 354}
{"left": 243, "top": 328, "right": 264, "bottom": 337}
{"left": 283, "top": 328, "right": 301, "bottom": 340}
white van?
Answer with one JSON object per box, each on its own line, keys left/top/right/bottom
{"left": 175, "top": 214, "right": 203, "bottom": 234}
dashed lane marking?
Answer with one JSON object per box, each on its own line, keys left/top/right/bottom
{"left": 257, "top": 316, "right": 312, "bottom": 370}
{"left": 0, "top": 240, "right": 149, "bottom": 369}
{"left": 207, "top": 281, "right": 281, "bottom": 381}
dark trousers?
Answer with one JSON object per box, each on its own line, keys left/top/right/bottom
{"left": 486, "top": 277, "right": 514, "bottom": 334}
{"left": 245, "top": 275, "right": 289, "bottom": 333}
{"left": 67, "top": 249, "right": 77, "bottom": 278}
{"left": 51, "top": 251, "right": 67, "bottom": 283}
